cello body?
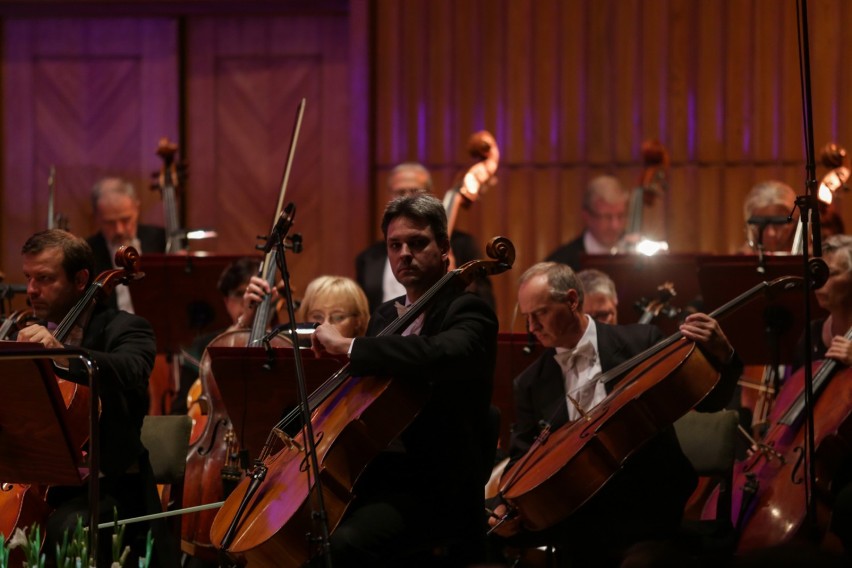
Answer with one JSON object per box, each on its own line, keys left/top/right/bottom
{"left": 209, "top": 373, "right": 427, "bottom": 566}
{"left": 180, "top": 329, "right": 290, "bottom": 560}
{"left": 500, "top": 339, "right": 720, "bottom": 530}
{"left": 732, "top": 360, "right": 852, "bottom": 551}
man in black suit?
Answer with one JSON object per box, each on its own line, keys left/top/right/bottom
{"left": 86, "top": 177, "right": 166, "bottom": 311}
{"left": 546, "top": 175, "right": 630, "bottom": 270}
{"left": 489, "top": 262, "right": 740, "bottom": 567}
{"left": 356, "top": 162, "right": 493, "bottom": 313}
{"left": 314, "top": 194, "right": 499, "bottom": 566}
{"left": 17, "top": 229, "right": 177, "bottom": 567}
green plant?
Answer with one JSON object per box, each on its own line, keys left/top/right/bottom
{"left": 0, "top": 514, "right": 154, "bottom": 568}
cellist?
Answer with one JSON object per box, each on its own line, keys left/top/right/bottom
{"left": 488, "top": 262, "right": 741, "bottom": 567}
{"left": 15, "top": 229, "right": 178, "bottom": 567}
{"left": 310, "top": 194, "right": 499, "bottom": 566}
{"left": 794, "top": 234, "right": 852, "bottom": 553}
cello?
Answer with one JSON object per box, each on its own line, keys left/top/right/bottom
{"left": 496, "top": 276, "right": 801, "bottom": 532}
{"left": 208, "top": 236, "right": 516, "bottom": 567}
{"left": 727, "top": 319, "right": 852, "bottom": 551}
{"left": 0, "top": 246, "right": 143, "bottom": 555}
{"left": 180, "top": 100, "right": 306, "bottom": 562}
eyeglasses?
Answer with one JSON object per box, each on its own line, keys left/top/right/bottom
{"left": 307, "top": 311, "right": 355, "bottom": 325}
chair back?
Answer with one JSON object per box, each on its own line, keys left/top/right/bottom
{"left": 141, "top": 415, "right": 192, "bottom": 484}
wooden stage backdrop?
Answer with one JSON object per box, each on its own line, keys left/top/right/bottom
{"left": 2, "top": 0, "right": 851, "bottom": 331}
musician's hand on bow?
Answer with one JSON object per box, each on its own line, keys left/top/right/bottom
{"left": 487, "top": 503, "right": 521, "bottom": 537}
{"left": 679, "top": 312, "right": 734, "bottom": 365}
{"left": 826, "top": 335, "right": 852, "bottom": 367}
{"left": 312, "top": 323, "right": 353, "bottom": 357}
{"left": 17, "top": 323, "right": 70, "bottom": 367}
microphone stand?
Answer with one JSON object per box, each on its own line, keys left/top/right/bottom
{"left": 218, "top": 204, "right": 333, "bottom": 566}
{"left": 268, "top": 213, "right": 334, "bottom": 567}
{"left": 794, "top": 0, "right": 829, "bottom": 538}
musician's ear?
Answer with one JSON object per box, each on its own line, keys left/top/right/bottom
{"left": 73, "top": 269, "right": 89, "bottom": 293}
{"left": 565, "top": 288, "right": 580, "bottom": 311}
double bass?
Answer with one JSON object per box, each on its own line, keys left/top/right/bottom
{"left": 208, "top": 236, "right": 515, "bottom": 566}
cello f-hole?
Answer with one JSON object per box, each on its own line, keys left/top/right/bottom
{"left": 197, "top": 418, "right": 230, "bottom": 456}
{"left": 791, "top": 446, "right": 805, "bottom": 484}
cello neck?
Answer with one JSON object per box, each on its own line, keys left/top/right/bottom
{"left": 777, "top": 325, "right": 852, "bottom": 426}
{"left": 162, "top": 180, "right": 182, "bottom": 253}
{"left": 248, "top": 252, "right": 278, "bottom": 346}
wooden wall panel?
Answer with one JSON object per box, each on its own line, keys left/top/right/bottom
{"left": 1, "top": 18, "right": 177, "bottom": 284}
{"left": 370, "top": 0, "right": 852, "bottom": 328}
{"left": 3, "top": 0, "right": 852, "bottom": 335}
{"left": 186, "top": 14, "right": 365, "bottom": 290}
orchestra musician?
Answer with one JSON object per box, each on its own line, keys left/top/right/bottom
{"left": 739, "top": 180, "right": 798, "bottom": 255}
{"left": 296, "top": 275, "right": 370, "bottom": 338}
{"left": 15, "top": 229, "right": 177, "bottom": 567}
{"left": 355, "top": 161, "right": 494, "bottom": 313}
{"left": 311, "top": 193, "right": 498, "bottom": 566}
{"left": 794, "top": 234, "right": 852, "bottom": 554}
{"left": 577, "top": 268, "right": 619, "bottom": 325}
{"left": 546, "top": 175, "right": 630, "bottom": 270}
{"left": 172, "top": 257, "right": 259, "bottom": 415}
{"left": 488, "top": 262, "right": 741, "bottom": 568}
{"left": 86, "top": 177, "right": 166, "bottom": 312}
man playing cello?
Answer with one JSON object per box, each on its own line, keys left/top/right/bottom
{"left": 488, "top": 262, "right": 741, "bottom": 567}
{"left": 16, "top": 229, "right": 178, "bottom": 567}
{"left": 312, "top": 194, "right": 499, "bottom": 566}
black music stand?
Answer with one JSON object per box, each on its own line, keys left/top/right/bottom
{"left": 492, "top": 333, "right": 544, "bottom": 450}
{"left": 206, "top": 346, "right": 347, "bottom": 462}
{"left": 695, "top": 255, "right": 825, "bottom": 365}
{"left": 131, "top": 254, "right": 258, "bottom": 353}
{"left": 579, "top": 253, "right": 701, "bottom": 335}
{"left": 0, "top": 342, "right": 100, "bottom": 555}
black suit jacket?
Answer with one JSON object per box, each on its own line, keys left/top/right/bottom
{"left": 349, "top": 289, "right": 498, "bottom": 539}
{"left": 50, "top": 305, "right": 178, "bottom": 566}
{"left": 87, "top": 225, "right": 166, "bottom": 310}
{"left": 63, "top": 304, "right": 155, "bottom": 476}
{"left": 545, "top": 234, "right": 585, "bottom": 270}
{"left": 507, "top": 322, "right": 740, "bottom": 557}
{"left": 355, "top": 231, "right": 494, "bottom": 314}
{"left": 87, "top": 224, "right": 167, "bottom": 276}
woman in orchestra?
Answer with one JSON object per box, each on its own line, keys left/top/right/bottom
{"left": 296, "top": 275, "right": 370, "bottom": 339}
{"left": 795, "top": 234, "right": 852, "bottom": 554}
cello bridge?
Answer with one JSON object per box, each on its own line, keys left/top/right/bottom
{"left": 273, "top": 428, "right": 303, "bottom": 452}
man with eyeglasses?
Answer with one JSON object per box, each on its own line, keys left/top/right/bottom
{"left": 546, "top": 175, "right": 629, "bottom": 271}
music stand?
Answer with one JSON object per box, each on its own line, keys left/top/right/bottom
{"left": 580, "top": 253, "right": 701, "bottom": 335}
{"left": 492, "top": 333, "right": 544, "bottom": 450}
{"left": 0, "top": 343, "right": 100, "bottom": 554}
{"left": 206, "top": 346, "right": 347, "bottom": 462}
{"left": 696, "top": 255, "right": 825, "bottom": 365}
{"left": 131, "top": 254, "right": 258, "bottom": 353}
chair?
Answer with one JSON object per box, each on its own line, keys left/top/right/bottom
{"left": 141, "top": 415, "right": 192, "bottom": 485}
{"left": 673, "top": 409, "right": 740, "bottom": 565}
